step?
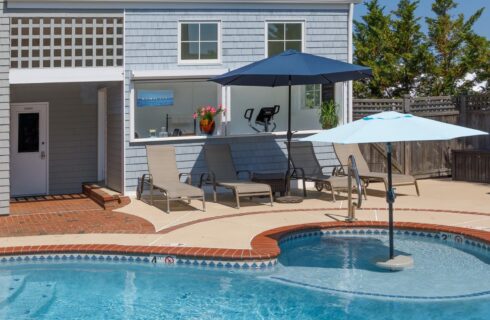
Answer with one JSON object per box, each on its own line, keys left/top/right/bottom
{"left": 0, "top": 281, "right": 56, "bottom": 319}
{"left": 82, "top": 183, "right": 127, "bottom": 209}
{"left": 0, "top": 275, "right": 26, "bottom": 306}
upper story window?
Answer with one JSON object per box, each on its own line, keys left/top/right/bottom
{"left": 10, "top": 17, "right": 124, "bottom": 69}
{"left": 179, "top": 22, "right": 220, "bottom": 64}
{"left": 266, "top": 22, "right": 303, "bottom": 57}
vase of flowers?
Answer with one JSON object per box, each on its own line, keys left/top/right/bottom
{"left": 193, "top": 105, "right": 225, "bottom": 135}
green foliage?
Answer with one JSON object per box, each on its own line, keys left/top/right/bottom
{"left": 319, "top": 100, "right": 339, "bottom": 129}
{"left": 354, "top": 0, "right": 489, "bottom": 98}
{"left": 425, "top": 0, "right": 488, "bottom": 95}
{"left": 391, "top": 0, "right": 433, "bottom": 97}
{"left": 354, "top": 0, "right": 396, "bottom": 98}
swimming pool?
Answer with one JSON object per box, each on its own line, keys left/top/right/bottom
{"left": 1, "top": 229, "right": 489, "bottom": 319}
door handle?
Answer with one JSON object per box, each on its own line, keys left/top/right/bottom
{"left": 41, "top": 151, "right": 46, "bottom": 159}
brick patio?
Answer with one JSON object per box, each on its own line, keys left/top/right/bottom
{"left": 3, "top": 196, "right": 154, "bottom": 236}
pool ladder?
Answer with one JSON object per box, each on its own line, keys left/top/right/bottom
{"left": 346, "top": 155, "right": 363, "bottom": 222}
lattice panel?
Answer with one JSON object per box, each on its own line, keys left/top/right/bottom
{"left": 10, "top": 17, "right": 124, "bottom": 69}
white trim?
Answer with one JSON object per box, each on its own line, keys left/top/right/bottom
{"left": 9, "top": 67, "right": 124, "bottom": 84}
{"left": 97, "top": 88, "right": 108, "bottom": 182}
{"left": 129, "top": 83, "right": 136, "bottom": 145}
{"left": 265, "top": 21, "right": 305, "bottom": 58}
{"left": 129, "top": 130, "right": 323, "bottom": 143}
{"left": 7, "top": 1, "right": 361, "bottom": 10}
{"left": 10, "top": 102, "right": 50, "bottom": 196}
{"left": 131, "top": 68, "right": 228, "bottom": 80}
{"left": 177, "top": 21, "right": 222, "bottom": 65}
{"left": 347, "top": 2, "right": 354, "bottom": 123}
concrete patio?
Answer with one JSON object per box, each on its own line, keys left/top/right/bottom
{"left": 1, "top": 178, "right": 489, "bottom": 251}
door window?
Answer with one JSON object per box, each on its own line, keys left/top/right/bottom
{"left": 18, "top": 113, "right": 39, "bottom": 153}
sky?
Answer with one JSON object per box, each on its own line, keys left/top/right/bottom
{"left": 354, "top": 0, "right": 489, "bottom": 39}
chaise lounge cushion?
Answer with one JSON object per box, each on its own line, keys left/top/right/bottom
{"left": 217, "top": 181, "right": 272, "bottom": 194}
{"left": 359, "top": 172, "right": 416, "bottom": 185}
{"left": 152, "top": 182, "right": 204, "bottom": 198}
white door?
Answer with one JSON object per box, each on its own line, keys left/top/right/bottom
{"left": 10, "top": 103, "right": 49, "bottom": 196}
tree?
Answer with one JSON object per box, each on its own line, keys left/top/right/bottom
{"left": 425, "top": 0, "right": 488, "bottom": 95}
{"left": 391, "top": 0, "right": 433, "bottom": 97}
{"left": 353, "top": 0, "right": 396, "bottom": 98}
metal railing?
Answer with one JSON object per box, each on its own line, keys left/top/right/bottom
{"left": 346, "top": 155, "right": 363, "bottom": 222}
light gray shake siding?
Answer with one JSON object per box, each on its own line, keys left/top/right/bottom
{"left": 0, "top": 0, "right": 9, "bottom": 214}
{"left": 106, "top": 83, "right": 124, "bottom": 193}
{"left": 124, "top": 8, "right": 348, "bottom": 193}
{"left": 11, "top": 83, "right": 99, "bottom": 194}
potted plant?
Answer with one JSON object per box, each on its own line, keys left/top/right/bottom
{"left": 193, "top": 105, "right": 225, "bottom": 135}
{"left": 319, "top": 100, "right": 339, "bottom": 129}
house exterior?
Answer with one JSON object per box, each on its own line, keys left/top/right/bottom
{"left": 0, "top": 0, "right": 360, "bottom": 215}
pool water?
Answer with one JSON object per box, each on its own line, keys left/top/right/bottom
{"left": 1, "top": 232, "right": 489, "bottom": 320}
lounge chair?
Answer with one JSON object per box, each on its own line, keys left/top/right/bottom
{"left": 333, "top": 143, "right": 420, "bottom": 196}
{"left": 144, "top": 145, "right": 205, "bottom": 213}
{"left": 200, "top": 144, "right": 273, "bottom": 209}
{"left": 289, "top": 141, "right": 362, "bottom": 201}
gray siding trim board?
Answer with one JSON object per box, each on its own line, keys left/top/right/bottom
{"left": 106, "top": 82, "right": 124, "bottom": 192}
{"left": 0, "top": 0, "right": 9, "bottom": 214}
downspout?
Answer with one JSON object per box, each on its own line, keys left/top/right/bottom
{"left": 347, "top": 2, "right": 354, "bottom": 123}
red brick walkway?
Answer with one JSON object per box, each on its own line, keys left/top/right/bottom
{"left": 2, "top": 198, "right": 155, "bottom": 236}
{"left": 11, "top": 197, "right": 102, "bottom": 215}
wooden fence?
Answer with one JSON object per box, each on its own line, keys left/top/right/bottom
{"left": 352, "top": 93, "right": 490, "bottom": 179}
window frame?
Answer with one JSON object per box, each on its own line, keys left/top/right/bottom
{"left": 265, "top": 21, "right": 305, "bottom": 58}
{"left": 303, "top": 84, "right": 323, "bottom": 109}
{"left": 129, "top": 70, "right": 226, "bottom": 143}
{"left": 178, "top": 21, "right": 222, "bottom": 65}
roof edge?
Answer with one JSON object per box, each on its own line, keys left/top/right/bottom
{"left": 7, "top": 0, "right": 362, "bottom": 10}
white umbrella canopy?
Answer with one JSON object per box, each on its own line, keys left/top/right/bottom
{"left": 301, "top": 111, "right": 488, "bottom": 269}
{"left": 301, "top": 111, "right": 488, "bottom": 144}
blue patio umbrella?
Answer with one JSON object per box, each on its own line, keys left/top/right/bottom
{"left": 210, "top": 50, "right": 372, "bottom": 180}
{"left": 302, "top": 111, "right": 488, "bottom": 267}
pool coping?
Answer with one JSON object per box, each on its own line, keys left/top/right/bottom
{"left": 1, "top": 221, "right": 489, "bottom": 263}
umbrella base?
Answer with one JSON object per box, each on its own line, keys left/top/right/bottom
{"left": 275, "top": 196, "right": 303, "bottom": 204}
{"left": 375, "top": 255, "right": 414, "bottom": 271}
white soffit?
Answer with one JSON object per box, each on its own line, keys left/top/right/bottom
{"left": 9, "top": 67, "right": 124, "bottom": 84}
{"left": 131, "top": 69, "right": 229, "bottom": 80}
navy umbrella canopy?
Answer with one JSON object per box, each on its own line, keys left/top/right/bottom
{"left": 211, "top": 50, "right": 372, "bottom": 86}
{"left": 209, "top": 50, "right": 372, "bottom": 185}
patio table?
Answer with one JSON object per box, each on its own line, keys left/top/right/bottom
{"left": 251, "top": 172, "right": 287, "bottom": 198}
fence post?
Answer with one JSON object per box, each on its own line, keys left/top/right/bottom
{"left": 459, "top": 95, "right": 467, "bottom": 126}
{"left": 402, "top": 95, "right": 411, "bottom": 175}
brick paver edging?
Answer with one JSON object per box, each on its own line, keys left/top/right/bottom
{"left": 1, "top": 222, "right": 489, "bottom": 262}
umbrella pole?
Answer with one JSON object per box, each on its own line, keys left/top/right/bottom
{"left": 386, "top": 142, "right": 395, "bottom": 259}
{"left": 286, "top": 78, "right": 292, "bottom": 194}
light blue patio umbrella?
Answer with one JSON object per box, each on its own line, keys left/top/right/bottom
{"left": 301, "top": 111, "right": 488, "bottom": 267}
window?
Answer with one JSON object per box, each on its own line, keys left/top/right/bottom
{"left": 267, "top": 22, "right": 303, "bottom": 57}
{"left": 133, "top": 79, "right": 219, "bottom": 140}
{"left": 179, "top": 22, "right": 220, "bottom": 63}
{"left": 304, "top": 84, "right": 322, "bottom": 109}
{"left": 18, "top": 113, "right": 39, "bottom": 153}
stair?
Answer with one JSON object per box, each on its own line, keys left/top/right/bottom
{"left": 82, "top": 183, "right": 128, "bottom": 209}
{"left": 0, "top": 275, "right": 26, "bottom": 306}
{"left": 0, "top": 281, "right": 56, "bottom": 319}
